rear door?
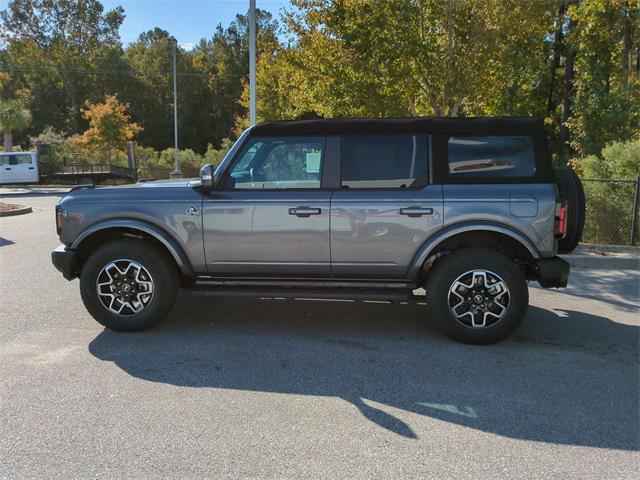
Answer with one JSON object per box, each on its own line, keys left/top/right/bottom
{"left": 203, "top": 136, "right": 332, "bottom": 276}
{"left": 330, "top": 134, "right": 443, "bottom": 278}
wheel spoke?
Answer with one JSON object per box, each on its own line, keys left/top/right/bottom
{"left": 96, "top": 259, "right": 155, "bottom": 317}
{"left": 448, "top": 269, "right": 510, "bottom": 329}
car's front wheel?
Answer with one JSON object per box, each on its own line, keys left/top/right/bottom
{"left": 79, "top": 239, "right": 179, "bottom": 331}
{"left": 426, "top": 248, "right": 528, "bottom": 344}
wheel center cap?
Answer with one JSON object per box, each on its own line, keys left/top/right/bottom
{"left": 473, "top": 294, "right": 484, "bottom": 304}
{"left": 122, "top": 284, "right": 131, "bottom": 293}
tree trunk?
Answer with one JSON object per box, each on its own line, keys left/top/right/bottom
{"left": 3, "top": 130, "right": 12, "bottom": 152}
{"left": 621, "top": 0, "right": 633, "bottom": 86}
{"left": 547, "top": 2, "right": 567, "bottom": 117}
{"left": 560, "top": 19, "right": 576, "bottom": 162}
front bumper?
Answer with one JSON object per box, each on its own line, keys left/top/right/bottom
{"left": 51, "top": 245, "right": 78, "bottom": 280}
{"left": 535, "top": 256, "right": 570, "bottom": 288}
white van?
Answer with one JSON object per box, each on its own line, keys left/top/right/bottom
{"left": 0, "top": 152, "right": 39, "bottom": 184}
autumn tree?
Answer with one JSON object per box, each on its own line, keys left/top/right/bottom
{"left": 72, "top": 95, "right": 141, "bottom": 162}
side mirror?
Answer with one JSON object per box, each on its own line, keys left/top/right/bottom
{"left": 199, "top": 164, "right": 215, "bottom": 188}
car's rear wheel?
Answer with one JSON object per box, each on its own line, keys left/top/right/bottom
{"left": 79, "top": 239, "right": 179, "bottom": 331}
{"left": 426, "top": 248, "right": 528, "bottom": 344}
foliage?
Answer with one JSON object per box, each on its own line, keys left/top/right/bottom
{"left": 135, "top": 140, "right": 232, "bottom": 179}
{"left": 70, "top": 95, "right": 141, "bottom": 161}
{"left": 0, "top": 97, "right": 31, "bottom": 151}
{"left": 579, "top": 137, "right": 640, "bottom": 179}
{"left": 1, "top": 0, "right": 125, "bottom": 134}
{"left": 565, "top": 0, "right": 640, "bottom": 157}
{"left": 0, "top": 0, "right": 638, "bottom": 169}
{"left": 578, "top": 137, "right": 640, "bottom": 246}
{"left": 28, "top": 125, "right": 79, "bottom": 163}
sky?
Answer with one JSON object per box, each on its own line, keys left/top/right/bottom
{"left": 104, "top": 0, "right": 292, "bottom": 47}
{"left": 0, "top": 0, "right": 293, "bottom": 48}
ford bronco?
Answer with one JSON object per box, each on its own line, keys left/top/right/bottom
{"left": 52, "top": 117, "right": 585, "bottom": 344}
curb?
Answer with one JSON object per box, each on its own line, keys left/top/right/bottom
{"left": 0, "top": 205, "right": 32, "bottom": 217}
{"left": 561, "top": 254, "right": 639, "bottom": 270}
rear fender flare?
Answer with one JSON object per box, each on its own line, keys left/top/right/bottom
{"left": 408, "top": 221, "right": 541, "bottom": 279}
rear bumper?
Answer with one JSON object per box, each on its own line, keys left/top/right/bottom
{"left": 51, "top": 245, "right": 78, "bottom": 280}
{"left": 535, "top": 256, "right": 570, "bottom": 288}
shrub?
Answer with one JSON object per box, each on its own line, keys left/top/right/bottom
{"left": 576, "top": 137, "right": 640, "bottom": 245}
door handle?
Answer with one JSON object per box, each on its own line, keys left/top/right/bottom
{"left": 289, "top": 206, "right": 322, "bottom": 217}
{"left": 4, "top": 167, "right": 10, "bottom": 171}
{"left": 28, "top": 167, "right": 34, "bottom": 170}
{"left": 400, "top": 206, "right": 434, "bottom": 217}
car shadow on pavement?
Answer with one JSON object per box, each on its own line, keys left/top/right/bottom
{"left": 89, "top": 295, "right": 639, "bottom": 450}
{"left": 534, "top": 269, "right": 640, "bottom": 313}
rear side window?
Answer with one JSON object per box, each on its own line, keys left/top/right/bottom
{"left": 448, "top": 136, "right": 535, "bottom": 178}
{"left": 340, "top": 134, "right": 428, "bottom": 189}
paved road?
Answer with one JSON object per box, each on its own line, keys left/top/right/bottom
{"left": 1, "top": 193, "right": 639, "bottom": 479}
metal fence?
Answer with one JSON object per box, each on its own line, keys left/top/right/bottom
{"left": 582, "top": 178, "right": 640, "bottom": 246}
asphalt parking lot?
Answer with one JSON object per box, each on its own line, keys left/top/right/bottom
{"left": 1, "top": 191, "right": 639, "bottom": 479}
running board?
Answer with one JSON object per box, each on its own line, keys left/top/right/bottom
{"left": 194, "top": 277, "right": 415, "bottom": 289}
{"left": 191, "top": 285, "right": 425, "bottom": 303}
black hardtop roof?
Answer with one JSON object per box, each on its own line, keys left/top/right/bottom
{"left": 250, "top": 116, "right": 545, "bottom": 136}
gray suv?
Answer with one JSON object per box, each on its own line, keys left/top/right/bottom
{"left": 52, "top": 117, "right": 584, "bottom": 344}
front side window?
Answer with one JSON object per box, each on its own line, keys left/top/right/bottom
{"left": 227, "top": 137, "right": 325, "bottom": 190}
{"left": 340, "top": 134, "right": 428, "bottom": 189}
{"left": 9, "top": 154, "right": 33, "bottom": 165}
{"left": 448, "top": 136, "right": 535, "bottom": 178}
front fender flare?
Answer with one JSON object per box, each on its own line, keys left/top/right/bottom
{"left": 407, "top": 221, "right": 541, "bottom": 279}
{"left": 71, "top": 218, "right": 193, "bottom": 276}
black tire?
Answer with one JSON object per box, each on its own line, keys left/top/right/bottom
{"left": 555, "top": 168, "right": 585, "bottom": 254}
{"left": 426, "top": 248, "right": 529, "bottom": 345}
{"left": 79, "top": 239, "right": 179, "bottom": 331}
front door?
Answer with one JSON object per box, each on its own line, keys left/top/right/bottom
{"left": 10, "top": 153, "right": 37, "bottom": 183}
{"left": 0, "top": 155, "right": 13, "bottom": 183}
{"left": 330, "top": 134, "right": 444, "bottom": 278}
{"left": 203, "top": 136, "right": 331, "bottom": 277}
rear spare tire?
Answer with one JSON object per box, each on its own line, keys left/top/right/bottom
{"left": 555, "top": 168, "right": 585, "bottom": 254}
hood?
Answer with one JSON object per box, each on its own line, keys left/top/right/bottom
{"left": 58, "top": 178, "right": 200, "bottom": 205}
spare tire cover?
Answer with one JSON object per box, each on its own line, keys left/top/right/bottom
{"left": 555, "top": 168, "right": 586, "bottom": 254}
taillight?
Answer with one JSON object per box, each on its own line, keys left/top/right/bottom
{"left": 555, "top": 201, "right": 568, "bottom": 239}
{"left": 55, "top": 207, "right": 63, "bottom": 235}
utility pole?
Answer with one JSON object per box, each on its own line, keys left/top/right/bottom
{"left": 169, "top": 36, "right": 182, "bottom": 178}
{"left": 249, "top": 0, "right": 256, "bottom": 126}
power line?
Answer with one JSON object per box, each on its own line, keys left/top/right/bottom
{"left": 0, "top": 65, "right": 249, "bottom": 78}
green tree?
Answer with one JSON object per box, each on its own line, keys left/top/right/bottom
{"left": 252, "top": 0, "right": 557, "bottom": 121}
{"left": 123, "top": 28, "right": 213, "bottom": 153}
{"left": 0, "top": 98, "right": 31, "bottom": 151}
{"left": 1, "top": 0, "right": 125, "bottom": 132}
{"left": 565, "top": 0, "right": 640, "bottom": 157}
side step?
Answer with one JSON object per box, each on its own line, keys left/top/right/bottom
{"left": 191, "top": 285, "right": 424, "bottom": 303}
